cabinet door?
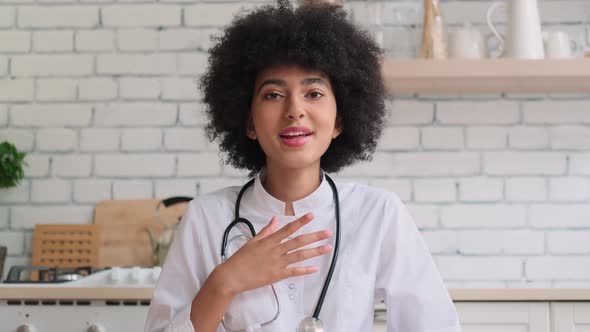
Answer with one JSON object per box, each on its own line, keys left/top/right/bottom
{"left": 455, "top": 302, "right": 550, "bottom": 332}
{"left": 551, "top": 302, "right": 590, "bottom": 332}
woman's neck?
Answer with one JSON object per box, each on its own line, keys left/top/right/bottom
{"left": 262, "top": 163, "right": 321, "bottom": 216}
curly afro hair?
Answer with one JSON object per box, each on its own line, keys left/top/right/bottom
{"left": 200, "top": 2, "right": 386, "bottom": 176}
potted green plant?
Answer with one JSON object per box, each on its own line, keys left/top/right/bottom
{"left": 0, "top": 141, "right": 27, "bottom": 189}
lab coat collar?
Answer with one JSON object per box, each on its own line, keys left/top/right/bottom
{"left": 251, "top": 169, "right": 333, "bottom": 217}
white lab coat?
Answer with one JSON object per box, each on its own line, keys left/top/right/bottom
{"left": 144, "top": 173, "right": 461, "bottom": 332}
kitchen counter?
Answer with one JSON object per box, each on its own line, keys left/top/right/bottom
{"left": 1, "top": 287, "right": 590, "bottom": 301}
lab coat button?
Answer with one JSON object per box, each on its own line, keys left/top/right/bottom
{"left": 289, "top": 283, "right": 295, "bottom": 289}
{"left": 289, "top": 294, "right": 295, "bottom": 300}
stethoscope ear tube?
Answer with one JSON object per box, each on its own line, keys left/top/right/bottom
{"left": 221, "top": 217, "right": 256, "bottom": 259}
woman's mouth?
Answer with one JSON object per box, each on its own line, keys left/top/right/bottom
{"left": 279, "top": 127, "right": 313, "bottom": 147}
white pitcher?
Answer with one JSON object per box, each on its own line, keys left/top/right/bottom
{"left": 486, "top": 0, "right": 545, "bottom": 59}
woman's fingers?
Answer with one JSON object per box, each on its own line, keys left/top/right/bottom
{"left": 278, "top": 229, "right": 332, "bottom": 253}
{"left": 282, "top": 244, "right": 333, "bottom": 266}
{"left": 251, "top": 216, "right": 278, "bottom": 241}
{"left": 266, "top": 212, "right": 314, "bottom": 243}
{"left": 283, "top": 265, "right": 319, "bottom": 278}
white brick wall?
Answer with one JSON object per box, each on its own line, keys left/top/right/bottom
{"left": 1, "top": 0, "right": 590, "bottom": 286}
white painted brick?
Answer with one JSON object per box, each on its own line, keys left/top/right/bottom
{"left": 113, "top": 180, "right": 153, "bottom": 199}
{"left": 503, "top": 230, "right": 545, "bottom": 255}
{"left": 95, "top": 154, "right": 175, "bottom": 177}
{"left": 457, "top": 230, "right": 503, "bottom": 254}
{"left": 347, "top": 2, "right": 382, "bottom": 26}
{"left": 441, "top": 205, "right": 527, "bottom": 228}
{"left": 155, "top": 180, "right": 197, "bottom": 198}
{"left": 164, "top": 128, "right": 207, "bottom": 151}
{"left": 10, "top": 104, "right": 91, "bottom": 127}
{"left": 385, "top": 99, "right": 434, "bottom": 125}
{"left": 23, "top": 231, "right": 33, "bottom": 255}
{"left": 388, "top": 152, "right": 479, "bottom": 176}
{"left": 406, "top": 204, "right": 439, "bottom": 228}
{"left": 11, "top": 206, "right": 93, "bottom": 229}
{"left": 548, "top": 231, "right": 590, "bottom": 254}
{"left": 31, "top": 179, "right": 71, "bottom": 203}
{"left": 73, "top": 179, "right": 111, "bottom": 203}
{"left": 551, "top": 126, "right": 590, "bottom": 150}
{"left": 177, "top": 153, "right": 221, "bottom": 176}
{"left": 32, "top": 30, "right": 73, "bottom": 52}
{"left": 24, "top": 154, "right": 50, "bottom": 177}
{"left": 198, "top": 177, "right": 243, "bottom": 195}
{"left": 377, "top": 127, "right": 419, "bottom": 150}
{"left": 119, "top": 77, "right": 160, "bottom": 99}
{"left": 0, "top": 7, "right": 14, "bottom": 28}
{"left": 97, "top": 54, "right": 175, "bottom": 75}
{"left": 508, "top": 126, "right": 549, "bottom": 149}
{"left": 116, "top": 29, "right": 157, "bottom": 51}
{"left": 0, "top": 129, "right": 34, "bottom": 151}
{"left": 459, "top": 177, "right": 503, "bottom": 202}
{"left": 95, "top": 103, "right": 177, "bottom": 127}
{"left": 0, "top": 232, "right": 24, "bottom": 255}
{"left": 540, "top": 1, "right": 590, "bottom": 23}
{"left": 553, "top": 281, "right": 590, "bottom": 288}
{"left": 336, "top": 153, "right": 395, "bottom": 177}
{"left": 80, "top": 129, "right": 120, "bottom": 152}
{"left": 222, "top": 164, "right": 249, "bottom": 178}
{"left": 421, "top": 127, "right": 463, "bottom": 150}
{"left": 505, "top": 178, "right": 547, "bottom": 202}
{"left": 530, "top": 204, "right": 590, "bottom": 228}
{"left": 549, "top": 177, "right": 590, "bottom": 201}
{"left": 571, "top": 153, "right": 590, "bottom": 176}
{"left": 161, "top": 78, "right": 198, "bottom": 101}
{"left": 439, "top": 1, "right": 494, "bottom": 24}
{"left": 437, "top": 101, "right": 520, "bottom": 124}
{"left": 367, "top": 178, "right": 412, "bottom": 201}
{"left": 75, "top": 30, "right": 115, "bottom": 51}
{"left": 414, "top": 179, "right": 456, "bottom": 203}
{"left": 526, "top": 257, "right": 590, "bottom": 280}
{"left": 0, "top": 207, "right": 8, "bottom": 229}
{"left": 179, "top": 103, "right": 207, "bottom": 126}
{"left": 0, "top": 181, "right": 29, "bottom": 203}
{"left": 484, "top": 152, "right": 566, "bottom": 175}
{"left": 121, "top": 129, "right": 162, "bottom": 151}
{"left": 422, "top": 230, "right": 457, "bottom": 254}
{"left": 159, "top": 28, "right": 216, "bottom": 51}
{"left": 102, "top": 5, "right": 181, "bottom": 27}
{"left": 0, "top": 105, "right": 6, "bottom": 125}
{"left": 36, "top": 78, "right": 77, "bottom": 101}
{"left": 0, "top": 79, "right": 34, "bottom": 102}
{"left": 437, "top": 257, "right": 523, "bottom": 280}
{"left": 0, "top": 31, "right": 30, "bottom": 52}
{"left": 185, "top": 4, "right": 251, "bottom": 27}
{"left": 506, "top": 280, "right": 552, "bottom": 288}
{"left": 12, "top": 55, "right": 93, "bottom": 76}
{"left": 19, "top": 6, "right": 99, "bottom": 28}
{"left": 78, "top": 78, "right": 117, "bottom": 100}
{"left": 177, "top": 53, "right": 208, "bottom": 76}
{"left": 0, "top": 56, "right": 7, "bottom": 76}
{"left": 52, "top": 155, "right": 92, "bottom": 177}
{"left": 524, "top": 101, "right": 590, "bottom": 124}
{"left": 36, "top": 128, "right": 77, "bottom": 152}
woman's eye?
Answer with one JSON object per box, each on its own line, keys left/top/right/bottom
{"left": 264, "top": 92, "right": 282, "bottom": 100}
{"left": 308, "top": 91, "right": 323, "bottom": 99}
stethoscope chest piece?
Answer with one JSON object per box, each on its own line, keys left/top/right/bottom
{"left": 297, "top": 317, "right": 325, "bottom": 332}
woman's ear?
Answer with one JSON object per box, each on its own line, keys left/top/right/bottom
{"left": 332, "top": 115, "right": 343, "bottom": 139}
{"left": 246, "top": 114, "right": 257, "bottom": 140}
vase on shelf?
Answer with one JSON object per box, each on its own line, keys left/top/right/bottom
{"left": 420, "top": 0, "right": 447, "bottom": 59}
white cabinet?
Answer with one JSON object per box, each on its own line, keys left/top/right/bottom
{"left": 372, "top": 301, "right": 590, "bottom": 332}
{"left": 551, "top": 302, "right": 590, "bottom": 332}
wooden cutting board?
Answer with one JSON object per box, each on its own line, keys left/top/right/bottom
{"left": 93, "top": 199, "right": 190, "bottom": 267}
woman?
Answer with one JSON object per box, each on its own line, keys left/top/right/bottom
{"left": 145, "top": 2, "right": 461, "bottom": 332}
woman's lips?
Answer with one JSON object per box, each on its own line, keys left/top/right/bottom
{"left": 279, "top": 133, "right": 312, "bottom": 147}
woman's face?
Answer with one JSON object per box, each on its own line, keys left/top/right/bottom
{"left": 248, "top": 65, "right": 342, "bottom": 172}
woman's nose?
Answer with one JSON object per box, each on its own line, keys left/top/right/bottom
{"left": 286, "top": 96, "right": 305, "bottom": 119}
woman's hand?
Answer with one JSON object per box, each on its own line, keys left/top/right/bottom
{"left": 214, "top": 213, "right": 332, "bottom": 296}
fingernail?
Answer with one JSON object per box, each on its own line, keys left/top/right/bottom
{"left": 323, "top": 244, "right": 333, "bottom": 252}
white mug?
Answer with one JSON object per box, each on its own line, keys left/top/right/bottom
{"left": 447, "top": 28, "right": 487, "bottom": 59}
{"left": 543, "top": 31, "right": 575, "bottom": 59}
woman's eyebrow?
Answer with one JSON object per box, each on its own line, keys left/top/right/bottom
{"left": 256, "top": 77, "right": 328, "bottom": 93}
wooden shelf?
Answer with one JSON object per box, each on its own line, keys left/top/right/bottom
{"left": 382, "top": 58, "right": 590, "bottom": 94}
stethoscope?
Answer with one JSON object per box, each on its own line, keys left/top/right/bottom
{"left": 221, "top": 174, "right": 341, "bottom": 332}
